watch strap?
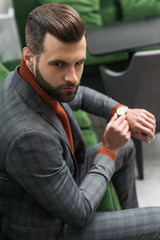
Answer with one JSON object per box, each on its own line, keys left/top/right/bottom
{"left": 111, "top": 104, "right": 123, "bottom": 117}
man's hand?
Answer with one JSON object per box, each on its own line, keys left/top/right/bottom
{"left": 126, "top": 108, "right": 156, "bottom": 143}
{"left": 102, "top": 113, "right": 131, "bottom": 155}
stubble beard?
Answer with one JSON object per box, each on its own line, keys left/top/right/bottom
{"left": 35, "top": 65, "right": 80, "bottom": 103}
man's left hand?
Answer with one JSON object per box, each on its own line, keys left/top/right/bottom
{"left": 126, "top": 108, "right": 156, "bottom": 143}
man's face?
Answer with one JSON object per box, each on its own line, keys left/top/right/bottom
{"left": 33, "top": 33, "right": 86, "bottom": 102}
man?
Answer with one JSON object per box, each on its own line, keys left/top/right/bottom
{"left": 0, "top": 3, "right": 159, "bottom": 240}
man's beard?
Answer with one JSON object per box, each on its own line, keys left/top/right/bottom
{"left": 35, "top": 66, "right": 80, "bottom": 102}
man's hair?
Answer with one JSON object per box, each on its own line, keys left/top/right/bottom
{"left": 25, "top": 3, "right": 86, "bottom": 55}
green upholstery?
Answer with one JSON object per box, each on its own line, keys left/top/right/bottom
{"left": 12, "top": 0, "right": 37, "bottom": 49}
{"left": 37, "top": 0, "right": 103, "bottom": 27}
{"left": 4, "top": 59, "right": 21, "bottom": 72}
{"left": 97, "top": 181, "right": 121, "bottom": 212}
{"left": 120, "top": 0, "right": 160, "bottom": 21}
{"left": 73, "top": 110, "right": 98, "bottom": 149}
{"left": 0, "top": 62, "right": 9, "bottom": 84}
{"left": 100, "top": 0, "right": 119, "bottom": 25}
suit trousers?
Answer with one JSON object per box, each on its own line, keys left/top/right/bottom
{"left": 63, "top": 140, "right": 160, "bottom": 239}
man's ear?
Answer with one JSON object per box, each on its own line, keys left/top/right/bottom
{"left": 23, "top": 47, "right": 35, "bottom": 73}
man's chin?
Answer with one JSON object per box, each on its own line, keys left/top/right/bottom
{"left": 58, "top": 86, "right": 79, "bottom": 102}
{"left": 51, "top": 90, "right": 76, "bottom": 102}
{"left": 60, "top": 92, "right": 77, "bottom": 102}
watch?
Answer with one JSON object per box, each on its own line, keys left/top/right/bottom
{"left": 116, "top": 105, "right": 128, "bottom": 116}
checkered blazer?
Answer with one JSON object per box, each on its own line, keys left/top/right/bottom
{"left": 0, "top": 67, "right": 119, "bottom": 239}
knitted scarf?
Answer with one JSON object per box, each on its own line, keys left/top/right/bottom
{"left": 19, "top": 58, "right": 74, "bottom": 155}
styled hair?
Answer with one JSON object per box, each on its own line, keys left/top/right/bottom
{"left": 25, "top": 3, "right": 86, "bottom": 55}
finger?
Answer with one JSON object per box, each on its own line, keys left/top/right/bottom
{"left": 137, "top": 111, "right": 155, "bottom": 126}
{"left": 118, "top": 119, "right": 129, "bottom": 132}
{"left": 142, "top": 109, "right": 155, "bottom": 120}
{"left": 123, "top": 122, "right": 130, "bottom": 134}
{"left": 142, "top": 115, "right": 156, "bottom": 129}
{"left": 115, "top": 113, "right": 126, "bottom": 125}
{"left": 136, "top": 124, "right": 155, "bottom": 139}
{"left": 140, "top": 111, "right": 156, "bottom": 128}
{"left": 107, "top": 113, "right": 118, "bottom": 128}
{"left": 126, "top": 129, "right": 132, "bottom": 140}
{"left": 122, "top": 122, "right": 132, "bottom": 139}
{"left": 134, "top": 114, "right": 156, "bottom": 137}
{"left": 132, "top": 132, "right": 151, "bottom": 144}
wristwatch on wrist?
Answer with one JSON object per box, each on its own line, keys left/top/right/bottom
{"left": 116, "top": 105, "right": 128, "bottom": 116}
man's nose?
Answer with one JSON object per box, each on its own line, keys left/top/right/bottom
{"left": 64, "top": 68, "right": 79, "bottom": 84}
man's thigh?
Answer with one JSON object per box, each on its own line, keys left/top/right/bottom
{"left": 64, "top": 207, "right": 160, "bottom": 240}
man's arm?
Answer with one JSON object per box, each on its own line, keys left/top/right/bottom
{"left": 69, "top": 86, "right": 119, "bottom": 121}
{"left": 70, "top": 86, "right": 156, "bottom": 143}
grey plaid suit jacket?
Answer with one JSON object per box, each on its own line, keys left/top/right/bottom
{"left": 0, "top": 67, "right": 119, "bottom": 239}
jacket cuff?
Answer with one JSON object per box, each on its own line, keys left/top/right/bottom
{"left": 98, "top": 147, "right": 116, "bottom": 162}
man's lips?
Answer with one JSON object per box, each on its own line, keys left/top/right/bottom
{"left": 62, "top": 86, "right": 76, "bottom": 91}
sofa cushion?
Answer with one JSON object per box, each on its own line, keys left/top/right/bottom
{"left": 97, "top": 181, "right": 121, "bottom": 212}
{"left": 100, "top": 0, "right": 118, "bottom": 25}
{"left": 37, "top": 0, "right": 103, "bottom": 27}
{"left": 0, "top": 62, "right": 9, "bottom": 84}
{"left": 119, "top": 0, "right": 160, "bottom": 21}
{"left": 73, "top": 110, "right": 98, "bottom": 149}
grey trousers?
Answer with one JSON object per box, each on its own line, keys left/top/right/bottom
{"left": 63, "top": 140, "right": 160, "bottom": 239}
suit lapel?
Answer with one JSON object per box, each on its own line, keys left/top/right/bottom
{"left": 12, "top": 68, "right": 71, "bottom": 151}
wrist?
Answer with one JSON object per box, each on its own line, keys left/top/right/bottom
{"left": 116, "top": 105, "right": 128, "bottom": 117}
{"left": 112, "top": 104, "right": 123, "bottom": 117}
{"left": 98, "top": 146, "right": 116, "bottom": 162}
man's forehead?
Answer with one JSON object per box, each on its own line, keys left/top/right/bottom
{"left": 43, "top": 33, "right": 86, "bottom": 50}
{"left": 41, "top": 33, "right": 86, "bottom": 61}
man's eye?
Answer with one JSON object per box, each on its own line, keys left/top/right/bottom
{"left": 55, "top": 62, "right": 63, "bottom": 67}
{"left": 76, "top": 60, "right": 84, "bottom": 65}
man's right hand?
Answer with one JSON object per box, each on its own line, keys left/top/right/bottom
{"left": 101, "top": 113, "right": 131, "bottom": 155}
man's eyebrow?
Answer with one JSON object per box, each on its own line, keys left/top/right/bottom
{"left": 47, "top": 59, "right": 66, "bottom": 65}
{"left": 48, "top": 58, "right": 86, "bottom": 65}
{"left": 79, "top": 58, "right": 86, "bottom": 62}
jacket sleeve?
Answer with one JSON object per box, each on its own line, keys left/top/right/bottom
{"left": 6, "top": 129, "right": 115, "bottom": 227}
{"left": 69, "top": 86, "right": 119, "bottom": 121}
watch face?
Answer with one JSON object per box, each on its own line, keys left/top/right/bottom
{"left": 117, "top": 106, "right": 128, "bottom": 116}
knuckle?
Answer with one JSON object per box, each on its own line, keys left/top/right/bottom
{"left": 109, "top": 125, "right": 115, "bottom": 131}
{"left": 138, "top": 116, "right": 143, "bottom": 122}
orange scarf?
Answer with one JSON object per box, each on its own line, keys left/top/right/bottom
{"left": 19, "top": 58, "right": 74, "bottom": 155}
